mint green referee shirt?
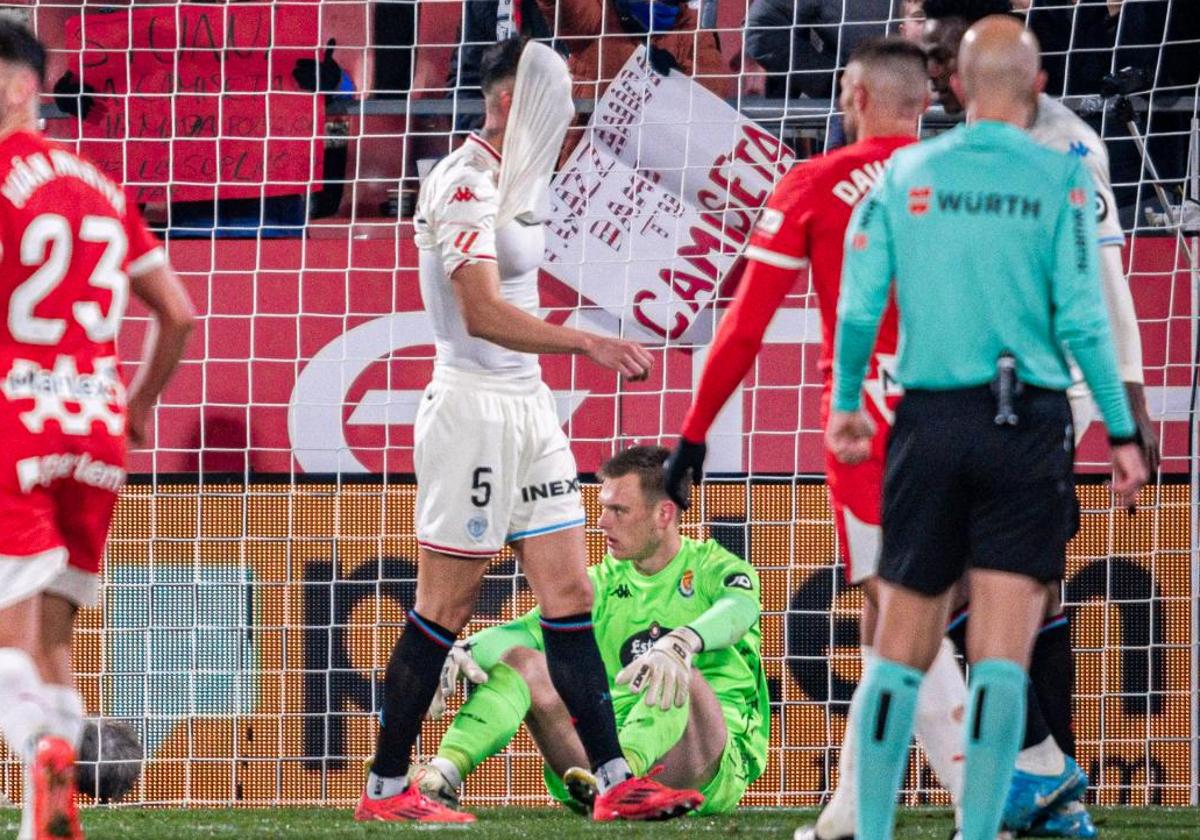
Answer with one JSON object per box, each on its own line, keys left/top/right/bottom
{"left": 832, "top": 120, "right": 1134, "bottom": 439}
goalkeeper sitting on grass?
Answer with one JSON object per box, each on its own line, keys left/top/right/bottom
{"left": 416, "top": 445, "right": 769, "bottom": 816}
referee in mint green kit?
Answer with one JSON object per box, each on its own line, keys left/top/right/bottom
{"left": 826, "top": 16, "right": 1148, "bottom": 840}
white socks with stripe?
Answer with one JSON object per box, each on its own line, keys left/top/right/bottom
{"left": 0, "top": 649, "right": 49, "bottom": 759}
{"left": 818, "top": 639, "right": 967, "bottom": 838}
{"left": 913, "top": 638, "right": 967, "bottom": 803}
{"left": 0, "top": 649, "right": 49, "bottom": 840}
{"left": 43, "top": 684, "right": 85, "bottom": 749}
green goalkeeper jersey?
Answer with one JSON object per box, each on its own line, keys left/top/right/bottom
{"left": 469, "top": 537, "right": 770, "bottom": 779}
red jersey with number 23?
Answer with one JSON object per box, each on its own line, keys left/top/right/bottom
{"left": 0, "top": 130, "right": 165, "bottom": 584}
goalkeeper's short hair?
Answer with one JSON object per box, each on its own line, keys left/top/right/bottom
{"left": 922, "top": 0, "right": 1014, "bottom": 24}
{"left": 599, "top": 445, "right": 670, "bottom": 503}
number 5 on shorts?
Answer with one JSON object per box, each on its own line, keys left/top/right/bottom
{"left": 471, "top": 467, "right": 492, "bottom": 507}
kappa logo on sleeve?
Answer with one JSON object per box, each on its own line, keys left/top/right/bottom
{"left": 755, "top": 207, "right": 784, "bottom": 235}
{"left": 724, "top": 572, "right": 754, "bottom": 591}
{"left": 449, "top": 186, "right": 479, "bottom": 204}
{"left": 907, "top": 186, "right": 931, "bottom": 216}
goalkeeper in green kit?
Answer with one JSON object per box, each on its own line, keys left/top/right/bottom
{"left": 414, "top": 446, "right": 769, "bottom": 816}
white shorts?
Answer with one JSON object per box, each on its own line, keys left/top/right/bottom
{"left": 0, "top": 547, "right": 68, "bottom": 611}
{"left": 414, "top": 366, "right": 586, "bottom": 558}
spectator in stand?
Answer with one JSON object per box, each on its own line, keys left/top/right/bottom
{"left": 745, "top": 0, "right": 892, "bottom": 99}
{"left": 896, "top": 0, "right": 926, "bottom": 41}
{"left": 537, "top": 0, "right": 732, "bottom": 108}
{"left": 448, "top": 0, "right": 554, "bottom": 132}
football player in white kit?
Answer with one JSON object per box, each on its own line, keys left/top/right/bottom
{"left": 357, "top": 38, "right": 704, "bottom": 823}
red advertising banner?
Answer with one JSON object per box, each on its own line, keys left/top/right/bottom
{"left": 118, "top": 232, "right": 1195, "bottom": 477}
{"left": 64, "top": 3, "right": 324, "bottom": 204}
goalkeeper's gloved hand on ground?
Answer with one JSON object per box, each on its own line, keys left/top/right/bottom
{"left": 427, "top": 640, "right": 488, "bottom": 719}
{"left": 615, "top": 627, "right": 702, "bottom": 710}
{"left": 664, "top": 437, "right": 706, "bottom": 510}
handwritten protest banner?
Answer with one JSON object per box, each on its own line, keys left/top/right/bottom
{"left": 64, "top": 3, "right": 324, "bottom": 203}
{"left": 544, "top": 48, "right": 795, "bottom": 342}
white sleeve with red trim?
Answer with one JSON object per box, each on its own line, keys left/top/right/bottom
{"left": 429, "top": 167, "right": 499, "bottom": 278}
{"left": 123, "top": 202, "right": 167, "bottom": 278}
{"left": 743, "top": 167, "right": 812, "bottom": 271}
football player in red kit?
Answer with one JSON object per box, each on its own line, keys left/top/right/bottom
{"left": 665, "top": 39, "right": 970, "bottom": 840}
{"left": 0, "top": 21, "right": 193, "bottom": 840}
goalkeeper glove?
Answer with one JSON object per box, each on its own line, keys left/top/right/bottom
{"left": 427, "top": 640, "right": 489, "bottom": 719}
{"left": 664, "top": 437, "right": 706, "bottom": 509}
{"left": 615, "top": 627, "right": 702, "bottom": 710}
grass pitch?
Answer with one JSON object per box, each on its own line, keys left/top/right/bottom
{"left": 1, "top": 806, "right": 1196, "bottom": 839}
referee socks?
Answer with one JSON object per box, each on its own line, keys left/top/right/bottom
{"left": 854, "top": 657, "right": 922, "bottom": 840}
{"left": 962, "top": 659, "right": 1028, "bottom": 840}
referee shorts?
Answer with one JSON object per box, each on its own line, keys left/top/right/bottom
{"left": 880, "top": 385, "right": 1077, "bottom": 597}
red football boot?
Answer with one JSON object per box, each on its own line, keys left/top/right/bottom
{"left": 353, "top": 780, "right": 475, "bottom": 823}
{"left": 592, "top": 766, "right": 704, "bottom": 822}
{"left": 32, "top": 736, "right": 83, "bottom": 840}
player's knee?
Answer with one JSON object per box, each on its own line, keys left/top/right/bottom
{"left": 540, "top": 575, "right": 594, "bottom": 618}
{"left": 412, "top": 591, "right": 477, "bottom": 634}
{"left": 501, "top": 648, "right": 555, "bottom": 710}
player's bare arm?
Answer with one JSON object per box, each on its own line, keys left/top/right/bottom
{"left": 451, "top": 260, "right": 653, "bottom": 379}
{"left": 124, "top": 263, "right": 195, "bottom": 447}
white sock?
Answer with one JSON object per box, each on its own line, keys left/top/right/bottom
{"left": 595, "top": 757, "right": 632, "bottom": 793}
{"left": 366, "top": 770, "right": 408, "bottom": 799}
{"left": 0, "top": 649, "right": 49, "bottom": 759}
{"left": 913, "top": 637, "right": 967, "bottom": 804}
{"left": 816, "top": 646, "right": 875, "bottom": 837}
{"left": 42, "top": 685, "right": 85, "bottom": 749}
{"left": 18, "top": 759, "right": 34, "bottom": 840}
{"left": 1015, "top": 734, "right": 1067, "bottom": 776}
{"left": 429, "top": 756, "right": 462, "bottom": 790}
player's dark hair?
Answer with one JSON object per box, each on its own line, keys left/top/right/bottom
{"left": 0, "top": 18, "right": 46, "bottom": 85}
{"left": 479, "top": 36, "right": 526, "bottom": 96}
{"left": 599, "top": 446, "right": 670, "bottom": 503}
{"left": 922, "top": 0, "right": 1013, "bottom": 24}
{"left": 849, "top": 36, "right": 928, "bottom": 75}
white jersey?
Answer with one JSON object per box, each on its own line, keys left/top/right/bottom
{"left": 1029, "top": 94, "right": 1124, "bottom": 248}
{"left": 1030, "top": 94, "right": 1145, "bottom": 426}
{"left": 414, "top": 134, "right": 545, "bottom": 381}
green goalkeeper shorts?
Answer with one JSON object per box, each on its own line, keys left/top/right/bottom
{"left": 542, "top": 730, "right": 752, "bottom": 815}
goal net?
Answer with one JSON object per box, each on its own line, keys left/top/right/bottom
{"left": 0, "top": 0, "right": 1195, "bottom": 811}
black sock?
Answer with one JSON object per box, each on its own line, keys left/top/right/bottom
{"left": 371, "top": 610, "right": 457, "bottom": 778}
{"left": 1028, "top": 613, "right": 1076, "bottom": 757}
{"left": 1023, "top": 679, "right": 1053, "bottom": 750}
{"left": 540, "top": 613, "right": 625, "bottom": 771}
